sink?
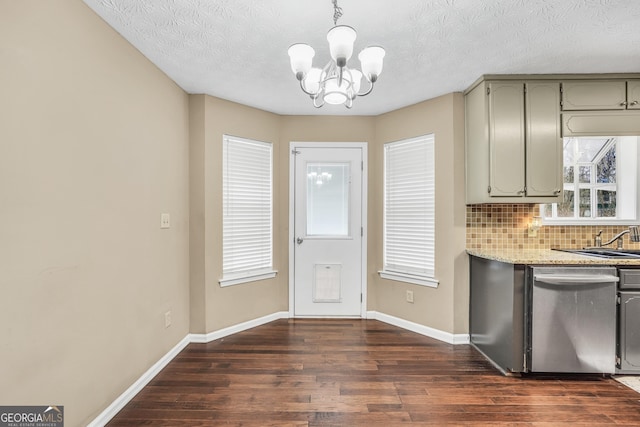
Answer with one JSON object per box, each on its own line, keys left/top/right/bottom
{"left": 555, "top": 248, "right": 640, "bottom": 259}
{"left": 615, "top": 249, "right": 640, "bottom": 255}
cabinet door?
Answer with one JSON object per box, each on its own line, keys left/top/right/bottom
{"left": 628, "top": 80, "right": 640, "bottom": 110}
{"left": 525, "top": 82, "right": 562, "bottom": 197}
{"left": 562, "top": 81, "right": 626, "bottom": 110}
{"left": 488, "top": 82, "right": 525, "bottom": 197}
{"left": 619, "top": 292, "right": 640, "bottom": 372}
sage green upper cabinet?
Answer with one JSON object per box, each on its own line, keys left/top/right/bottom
{"left": 628, "top": 80, "right": 640, "bottom": 109}
{"left": 562, "top": 80, "right": 640, "bottom": 110}
{"left": 465, "top": 80, "right": 562, "bottom": 204}
{"left": 488, "top": 82, "right": 526, "bottom": 197}
{"left": 562, "top": 80, "right": 640, "bottom": 136}
{"left": 526, "top": 82, "right": 563, "bottom": 197}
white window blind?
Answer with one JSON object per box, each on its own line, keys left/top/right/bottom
{"left": 382, "top": 134, "right": 436, "bottom": 285}
{"left": 222, "top": 135, "right": 274, "bottom": 286}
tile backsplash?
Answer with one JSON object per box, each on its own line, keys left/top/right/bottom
{"left": 466, "top": 204, "right": 640, "bottom": 250}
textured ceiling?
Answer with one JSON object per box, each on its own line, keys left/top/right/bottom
{"left": 82, "top": 0, "right": 640, "bottom": 116}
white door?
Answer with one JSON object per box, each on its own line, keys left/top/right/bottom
{"left": 291, "top": 144, "right": 365, "bottom": 317}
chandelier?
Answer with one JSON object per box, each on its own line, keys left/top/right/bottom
{"left": 287, "top": 0, "right": 386, "bottom": 109}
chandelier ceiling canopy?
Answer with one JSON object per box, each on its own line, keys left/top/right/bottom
{"left": 287, "top": 0, "right": 385, "bottom": 109}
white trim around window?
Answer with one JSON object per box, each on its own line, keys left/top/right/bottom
{"left": 380, "top": 134, "right": 437, "bottom": 288}
{"left": 220, "top": 135, "right": 276, "bottom": 287}
{"left": 541, "top": 136, "right": 640, "bottom": 226}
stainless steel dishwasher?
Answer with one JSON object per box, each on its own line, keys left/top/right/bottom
{"left": 527, "top": 266, "right": 618, "bottom": 374}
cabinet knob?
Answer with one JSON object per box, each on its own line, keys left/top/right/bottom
{"left": 630, "top": 100, "right": 639, "bottom": 106}
{"left": 517, "top": 189, "right": 525, "bottom": 195}
{"left": 621, "top": 101, "right": 628, "bottom": 107}
{"left": 554, "top": 189, "right": 562, "bottom": 195}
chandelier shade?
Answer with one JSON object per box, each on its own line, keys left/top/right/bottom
{"left": 303, "top": 67, "right": 323, "bottom": 94}
{"left": 326, "top": 25, "right": 357, "bottom": 65}
{"left": 287, "top": 0, "right": 385, "bottom": 109}
{"left": 358, "top": 46, "right": 385, "bottom": 82}
{"left": 287, "top": 44, "right": 315, "bottom": 77}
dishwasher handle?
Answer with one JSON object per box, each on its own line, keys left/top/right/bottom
{"left": 534, "top": 274, "right": 619, "bottom": 285}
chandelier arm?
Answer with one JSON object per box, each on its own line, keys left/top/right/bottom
{"left": 321, "top": 60, "right": 334, "bottom": 80}
{"left": 312, "top": 95, "right": 325, "bottom": 108}
{"left": 299, "top": 78, "right": 319, "bottom": 97}
{"left": 355, "top": 79, "right": 375, "bottom": 97}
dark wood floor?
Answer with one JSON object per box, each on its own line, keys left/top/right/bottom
{"left": 107, "top": 319, "right": 640, "bottom": 426}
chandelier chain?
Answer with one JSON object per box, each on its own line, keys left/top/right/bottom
{"left": 332, "top": 0, "right": 343, "bottom": 25}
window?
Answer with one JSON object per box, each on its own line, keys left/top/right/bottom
{"left": 379, "top": 134, "right": 437, "bottom": 287}
{"left": 542, "top": 136, "right": 639, "bottom": 225}
{"left": 220, "top": 135, "right": 275, "bottom": 287}
{"left": 306, "top": 163, "right": 350, "bottom": 236}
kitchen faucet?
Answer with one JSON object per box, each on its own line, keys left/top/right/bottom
{"left": 595, "top": 226, "right": 640, "bottom": 249}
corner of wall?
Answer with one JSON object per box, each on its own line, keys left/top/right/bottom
{"left": 189, "top": 95, "right": 207, "bottom": 334}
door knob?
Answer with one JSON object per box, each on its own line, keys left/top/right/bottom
{"left": 296, "top": 237, "right": 304, "bottom": 245}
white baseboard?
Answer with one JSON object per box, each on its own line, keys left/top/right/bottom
{"left": 189, "top": 311, "right": 289, "bottom": 343}
{"left": 89, "top": 311, "right": 289, "bottom": 426}
{"left": 87, "top": 334, "right": 191, "bottom": 427}
{"left": 367, "top": 311, "right": 470, "bottom": 345}
{"left": 90, "top": 310, "right": 468, "bottom": 426}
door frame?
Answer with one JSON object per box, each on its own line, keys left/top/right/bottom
{"left": 288, "top": 141, "right": 368, "bottom": 318}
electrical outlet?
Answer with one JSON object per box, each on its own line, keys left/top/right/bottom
{"left": 164, "top": 310, "right": 172, "bottom": 328}
{"left": 406, "top": 290, "right": 414, "bottom": 303}
{"left": 160, "top": 213, "right": 170, "bottom": 229}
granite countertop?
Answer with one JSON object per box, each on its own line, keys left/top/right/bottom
{"left": 466, "top": 248, "right": 640, "bottom": 265}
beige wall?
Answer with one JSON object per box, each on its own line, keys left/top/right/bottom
{"left": 190, "top": 112, "right": 377, "bottom": 332}
{"left": 2, "top": 2, "right": 469, "bottom": 425}
{"left": 191, "top": 96, "right": 287, "bottom": 332}
{"left": 194, "top": 105, "right": 471, "bottom": 335}
{"left": 373, "top": 94, "right": 468, "bottom": 334}
{"left": 261, "top": 107, "right": 466, "bottom": 334}
{"left": 0, "top": 1, "right": 190, "bottom": 426}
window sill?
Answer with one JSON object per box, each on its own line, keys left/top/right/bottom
{"left": 378, "top": 271, "right": 439, "bottom": 288}
{"left": 219, "top": 270, "right": 277, "bottom": 287}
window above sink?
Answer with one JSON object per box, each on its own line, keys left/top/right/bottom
{"left": 541, "top": 135, "right": 640, "bottom": 225}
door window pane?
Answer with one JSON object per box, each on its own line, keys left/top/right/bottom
{"left": 306, "top": 163, "right": 350, "bottom": 236}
